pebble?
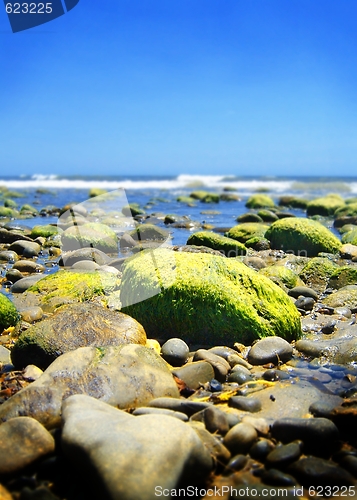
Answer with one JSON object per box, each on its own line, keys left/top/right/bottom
{"left": 19, "top": 306, "right": 44, "bottom": 323}
{"left": 11, "top": 274, "right": 45, "bottom": 293}
{"left": 193, "top": 349, "right": 230, "bottom": 382}
{"left": 23, "top": 364, "right": 44, "bottom": 382}
{"left": 5, "top": 268, "right": 24, "bottom": 283}
{"left": 223, "top": 422, "right": 258, "bottom": 454}
{"left": 309, "top": 401, "right": 339, "bottom": 418}
{"left": 0, "top": 250, "right": 19, "bottom": 262}
{"left": 71, "top": 260, "right": 101, "bottom": 270}
{"left": 241, "top": 416, "right": 270, "bottom": 435}
{"left": 287, "top": 457, "right": 356, "bottom": 487}
{"left": 161, "top": 338, "right": 189, "bottom": 367}
{"left": 203, "top": 406, "right": 230, "bottom": 435}
{"left": 248, "top": 337, "right": 293, "bottom": 366}
{"left": 265, "top": 442, "right": 301, "bottom": 469}
{"left": 209, "top": 378, "right": 223, "bottom": 392}
{"left": 271, "top": 417, "right": 339, "bottom": 456}
{"left": 294, "top": 296, "right": 315, "bottom": 311}
{"left": 13, "top": 260, "right": 45, "bottom": 273}
{"left": 227, "top": 370, "right": 253, "bottom": 384}
{"left": 229, "top": 396, "right": 262, "bottom": 413}
{"left": 249, "top": 438, "right": 275, "bottom": 461}
{"left": 288, "top": 286, "right": 319, "bottom": 301}
{"left": 172, "top": 361, "right": 215, "bottom": 390}
{"left": 8, "top": 240, "right": 41, "bottom": 258}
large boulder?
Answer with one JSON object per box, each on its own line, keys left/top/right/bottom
{"left": 265, "top": 218, "right": 342, "bottom": 257}
{"left": 61, "top": 395, "right": 212, "bottom": 500}
{"left": 306, "top": 195, "right": 345, "bottom": 217}
{"left": 0, "top": 345, "right": 179, "bottom": 429}
{"left": 11, "top": 303, "right": 147, "bottom": 370}
{"left": 0, "top": 292, "right": 20, "bottom": 333}
{"left": 120, "top": 249, "right": 302, "bottom": 345}
{"left": 187, "top": 231, "right": 246, "bottom": 257}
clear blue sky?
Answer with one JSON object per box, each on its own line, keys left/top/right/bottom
{"left": 1, "top": 0, "right": 357, "bottom": 177}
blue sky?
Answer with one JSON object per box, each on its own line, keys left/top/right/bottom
{"left": 1, "top": 0, "right": 357, "bottom": 177}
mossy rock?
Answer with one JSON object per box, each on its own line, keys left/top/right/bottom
{"left": 257, "top": 210, "right": 279, "bottom": 222}
{"left": 278, "top": 196, "right": 309, "bottom": 209}
{"left": 89, "top": 188, "right": 108, "bottom": 198}
{"left": 120, "top": 249, "right": 302, "bottom": 345}
{"left": 0, "top": 293, "right": 20, "bottom": 333}
{"left": 20, "top": 204, "right": 38, "bottom": 214}
{"left": 341, "top": 229, "right": 357, "bottom": 246}
{"left": 11, "top": 303, "right": 146, "bottom": 370}
{"left": 299, "top": 257, "right": 339, "bottom": 293}
{"left": 0, "top": 207, "right": 17, "bottom": 218}
{"left": 338, "top": 224, "right": 357, "bottom": 235}
{"left": 4, "top": 199, "right": 18, "bottom": 208}
{"left": 334, "top": 203, "right": 357, "bottom": 219}
{"left": 61, "top": 222, "right": 118, "bottom": 253}
{"left": 322, "top": 286, "right": 357, "bottom": 310}
{"left": 245, "top": 194, "right": 275, "bottom": 209}
{"left": 6, "top": 190, "right": 24, "bottom": 198}
{"left": 259, "top": 265, "right": 303, "bottom": 289}
{"left": 328, "top": 267, "right": 357, "bottom": 290}
{"left": 306, "top": 195, "right": 345, "bottom": 217}
{"left": 190, "top": 191, "right": 219, "bottom": 203}
{"left": 265, "top": 218, "right": 342, "bottom": 257}
{"left": 226, "top": 223, "right": 269, "bottom": 244}
{"left": 237, "top": 213, "right": 263, "bottom": 223}
{"left": 187, "top": 231, "right": 246, "bottom": 257}
{"left": 219, "top": 193, "right": 240, "bottom": 202}
{"left": 176, "top": 196, "right": 196, "bottom": 205}
{"left": 25, "top": 270, "right": 120, "bottom": 311}
{"left": 245, "top": 237, "right": 270, "bottom": 251}
{"left": 122, "top": 204, "right": 145, "bottom": 217}
{"left": 129, "top": 224, "right": 170, "bottom": 242}
{"left": 346, "top": 198, "right": 357, "bottom": 205}
{"left": 30, "top": 225, "right": 62, "bottom": 239}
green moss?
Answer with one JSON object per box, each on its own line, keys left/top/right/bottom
{"left": 30, "top": 225, "right": 62, "bottom": 239}
{"left": 265, "top": 217, "right": 342, "bottom": 257}
{"left": 61, "top": 222, "right": 118, "bottom": 253}
{"left": 299, "top": 257, "right": 338, "bottom": 292}
{"left": 187, "top": 231, "right": 246, "bottom": 257}
{"left": 226, "top": 223, "right": 269, "bottom": 243}
{"left": 190, "top": 191, "right": 219, "bottom": 203}
{"left": 341, "top": 229, "right": 357, "bottom": 245}
{"left": 26, "top": 270, "right": 120, "bottom": 306}
{"left": 120, "top": 249, "right": 302, "bottom": 345}
{"left": 245, "top": 194, "right": 275, "bottom": 209}
{"left": 122, "top": 204, "right": 145, "bottom": 216}
{"left": 89, "top": 188, "right": 107, "bottom": 198}
{"left": 20, "top": 204, "right": 38, "bottom": 214}
{"left": 328, "top": 267, "right": 357, "bottom": 289}
{"left": 0, "top": 293, "right": 20, "bottom": 332}
{"left": 259, "top": 265, "right": 303, "bottom": 289}
{"left": 219, "top": 193, "right": 240, "bottom": 202}
{"left": 323, "top": 286, "right": 357, "bottom": 309}
{"left": 257, "top": 210, "right": 279, "bottom": 222}
{"left": 0, "top": 207, "right": 17, "bottom": 218}
{"left": 4, "top": 199, "right": 18, "bottom": 208}
{"left": 278, "top": 196, "right": 309, "bottom": 209}
{"left": 129, "top": 224, "right": 170, "bottom": 242}
{"left": 176, "top": 196, "right": 196, "bottom": 204}
{"left": 334, "top": 203, "right": 357, "bottom": 218}
{"left": 306, "top": 195, "right": 345, "bottom": 217}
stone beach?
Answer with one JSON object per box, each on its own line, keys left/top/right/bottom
{"left": 2, "top": 184, "right": 357, "bottom": 499}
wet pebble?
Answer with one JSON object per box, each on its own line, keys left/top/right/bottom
{"left": 8, "top": 240, "right": 41, "bottom": 258}
{"left": 209, "top": 378, "right": 222, "bottom": 392}
{"left": 11, "top": 274, "right": 45, "bottom": 293}
{"left": 287, "top": 457, "right": 356, "bottom": 487}
{"left": 249, "top": 438, "right": 275, "bottom": 461}
{"left": 229, "top": 396, "right": 262, "bottom": 413}
{"left": 265, "top": 442, "right": 301, "bottom": 469}
{"left": 261, "top": 468, "right": 298, "bottom": 487}
{"left": 225, "top": 454, "right": 248, "bottom": 472}
{"left": 227, "top": 370, "right": 253, "bottom": 384}
{"left": 294, "top": 296, "right": 315, "bottom": 311}
{"left": 248, "top": 337, "right": 293, "bottom": 366}
{"left": 161, "top": 338, "right": 189, "bottom": 367}
{"left": 5, "top": 268, "right": 24, "bottom": 283}
{"left": 223, "top": 422, "right": 258, "bottom": 454}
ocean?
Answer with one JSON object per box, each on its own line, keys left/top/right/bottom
{"left": 1, "top": 174, "right": 357, "bottom": 247}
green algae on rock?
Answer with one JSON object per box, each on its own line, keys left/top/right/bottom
{"left": 306, "top": 194, "right": 345, "bottom": 217}
{"left": 334, "top": 203, "right": 357, "bottom": 219}
{"left": 245, "top": 194, "right": 275, "bottom": 209}
{"left": 259, "top": 265, "right": 303, "bottom": 290}
{"left": 30, "top": 225, "right": 62, "bottom": 239}
{"left": 265, "top": 218, "right": 342, "bottom": 257}
{"left": 120, "top": 249, "right": 302, "bottom": 345}
{"left": 0, "top": 293, "right": 20, "bottom": 333}
{"left": 61, "top": 222, "right": 118, "bottom": 253}
{"left": 190, "top": 191, "right": 220, "bottom": 203}
{"left": 328, "top": 266, "right": 357, "bottom": 290}
{"left": 322, "top": 286, "right": 357, "bottom": 310}
{"left": 129, "top": 223, "right": 170, "bottom": 242}
{"left": 341, "top": 228, "right": 357, "bottom": 246}
{"left": 11, "top": 303, "right": 147, "bottom": 370}
{"left": 299, "top": 257, "right": 339, "bottom": 293}
{"left": 186, "top": 231, "right": 246, "bottom": 257}
{"left": 226, "top": 223, "right": 269, "bottom": 244}
{"left": 25, "top": 270, "right": 120, "bottom": 311}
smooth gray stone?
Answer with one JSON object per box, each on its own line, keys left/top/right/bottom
{"left": 71, "top": 260, "right": 101, "bottom": 270}
{"left": 6, "top": 268, "right": 24, "bottom": 283}
{"left": 13, "top": 260, "right": 44, "bottom": 273}
{"left": 62, "top": 395, "right": 213, "bottom": 500}
{"left": 172, "top": 361, "right": 215, "bottom": 389}
{"left": 0, "top": 250, "right": 18, "bottom": 262}
{"left": 309, "top": 401, "right": 338, "bottom": 418}
{"left": 161, "top": 338, "right": 189, "bottom": 367}
{"left": 193, "top": 349, "right": 230, "bottom": 382}
{"left": 132, "top": 407, "right": 188, "bottom": 421}
{"left": 288, "top": 286, "right": 319, "bottom": 301}
{"left": 227, "top": 371, "right": 253, "bottom": 384}
{"left": 148, "top": 397, "right": 211, "bottom": 416}
{"left": 248, "top": 337, "right": 293, "bottom": 366}
{"left": 271, "top": 418, "right": 339, "bottom": 455}
{"left": 9, "top": 240, "right": 41, "bottom": 258}
{"left": 60, "top": 247, "right": 111, "bottom": 266}
{"left": 0, "top": 417, "right": 54, "bottom": 475}
{"left": 223, "top": 422, "right": 258, "bottom": 455}
{"left": 265, "top": 442, "right": 301, "bottom": 468}
{"left": 11, "top": 274, "right": 44, "bottom": 293}
{"left": 228, "top": 396, "right": 262, "bottom": 413}
{"left": 287, "top": 457, "right": 355, "bottom": 487}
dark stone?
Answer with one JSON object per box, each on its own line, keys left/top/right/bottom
{"left": 287, "top": 457, "right": 355, "bottom": 487}
{"left": 261, "top": 468, "right": 298, "bottom": 486}
{"left": 248, "top": 337, "right": 293, "bottom": 366}
{"left": 265, "top": 442, "right": 301, "bottom": 469}
{"left": 249, "top": 439, "right": 275, "bottom": 461}
{"left": 161, "top": 338, "right": 189, "bottom": 367}
{"left": 229, "top": 396, "right": 262, "bottom": 413}
{"left": 288, "top": 286, "right": 319, "bottom": 301}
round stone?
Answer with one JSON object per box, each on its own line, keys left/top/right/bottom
{"left": 161, "top": 338, "right": 189, "bottom": 367}
{"left": 248, "top": 337, "right": 293, "bottom": 366}
{"left": 223, "top": 422, "right": 258, "bottom": 454}
{"left": 228, "top": 396, "right": 262, "bottom": 413}
{"left": 265, "top": 442, "right": 301, "bottom": 468}
{"left": 249, "top": 438, "right": 275, "bottom": 461}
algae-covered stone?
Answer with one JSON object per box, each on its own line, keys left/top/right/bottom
{"left": 0, "top": 292, "right": 20, "bottom": 333}
{"left": 120, "top": 249, "right": 302, "bottom": 345}
{"left": 11, "top": 303, "right": 147, "bottom": 370}
{"left": 61, "top": 222, "right": 118, "bottom": 253}
{"left": 322, "top": 286, "right": 357, "bottom": 310}
{"left": 334, "top": 203, "right": 357, "bottom": 219}
{"left": 259, "top": 265, "right": 303, "bottom": 290}
{"left": 20, "top": 204, "right": 38, "bottom": 214}
{"left": 0, "top": 206, "right": 17, "bottom": 218}
{"left": 187, "top": 231, "right": 246, "bottom": 257}
{"left": 129, "top": 223, "right": 170, "bottom": 242}
{"left": 190, "top": 191, "right": 219, "bottom": 203}
{"left": 299, "top": 257, "right": 339, "bottom": 293}
{"left": 278, "top": 196, "right": 309, "bottom": 209}
{"left": 25, "top": 270, "right": 120, "bottom": 311}
{"left": 306, "top": 195, "right": 345, "bottom": 217}
{"left": 245, "top": 194, "right": 275, "bottom": 209}
{"left": 226, "top": 223, "right": 269, "bottom": 244}
{"left": 176, "top": 196, "right": 196, "bottom": 205}
{"left": 122, "top": 203, "right": 145, "bottom": 217}
{"left": 257, "top": 209, "right": 279, "bottom": 222}
{"left": 89, "top": 188, "right": 107, "bottom": 198}
{"left": 328, "top": 267, "right": 357, "bottom": 290}
{"left": 265, "top": 218, "right": 341, "bottom": 257}
{"left": 0, "top": 345, "right": 179, "bottom": 429}
{"left": 341, "top": 229, "right": 357, "bottom": 246}
{"left": 30, "top": 224, "right": 62, "bottom": 239}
